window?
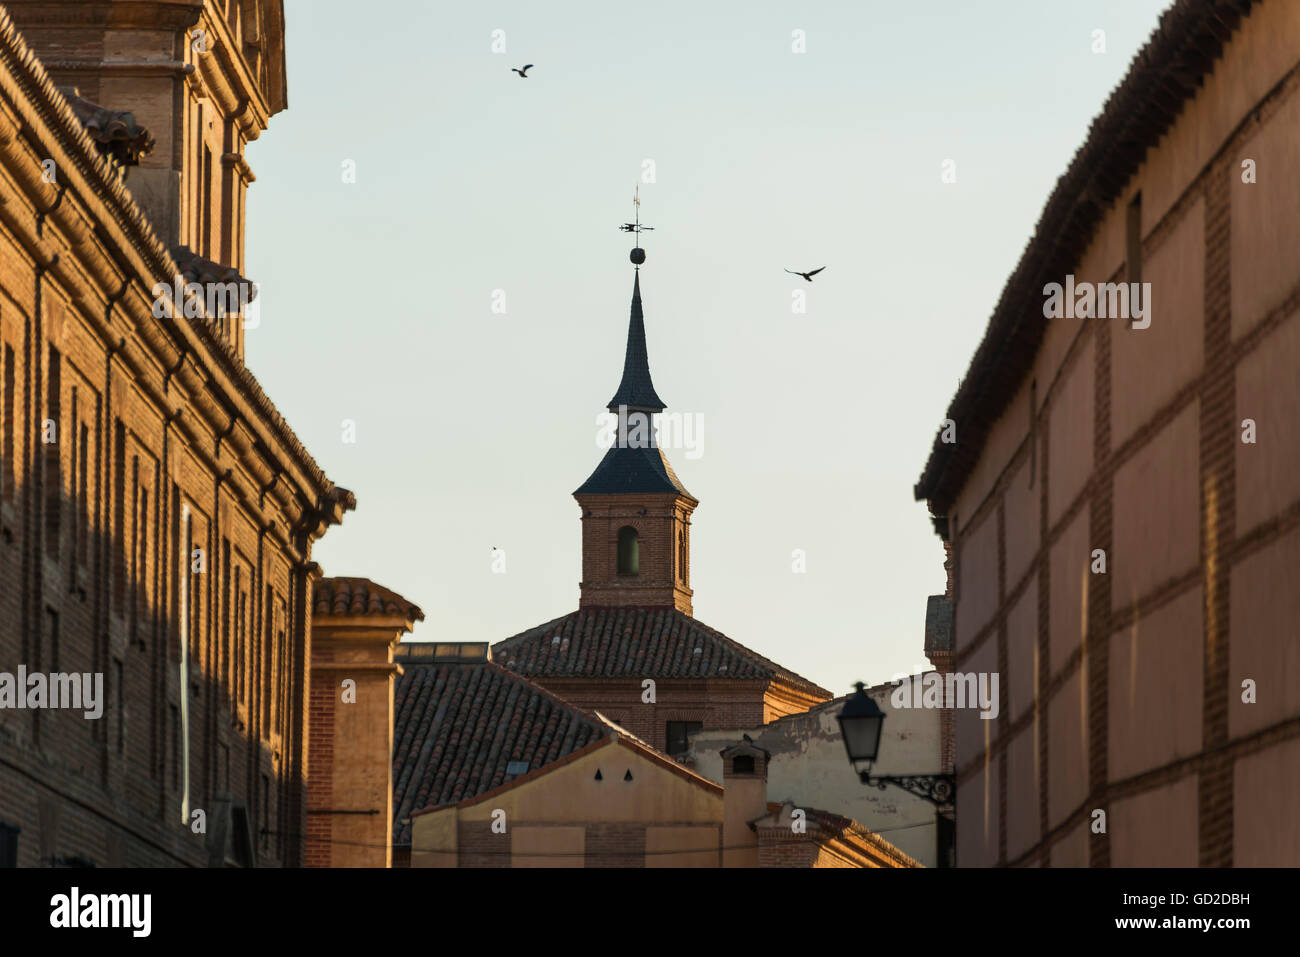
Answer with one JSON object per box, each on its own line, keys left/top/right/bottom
{"left": 112, "top": 423, "right": 125, "bottom": 612}
{"left": 1126, "top": 191, "right": 1142, "bottom": 287}
{"left": 2, "top": 344, "right": 14, "bottom": 502}
{"left": 260, "top": 774, "right": 271, "bottom": 852}
{"left": 201, "top": 141, "right": 213, "bottom": 259}
{"left": 732, "top": 754, "right": 755, "bottom": 775}
{"left": 76, "top": 422, "right": 89, "bottom": 567}
{"left": 169, "top": 487, "right": 182, "bottom": 663}
{"left": 617, "top": 526, "right": 639, "bottom": 575}
{"left": 189, "top": 521, "right": 201, "bottom": 669}
{"left": 42, "top": 607, "right": 58, "bottom": 673}
{"left": 262, "top": 586, "right": 274, "bottom": 728}
{"left": 0, "top": 822, "right": 17, "bottom": 868}
{"left": 1028, "top": 379, "right": 1037, "bottom": 489}
{"left": 114, "top": 659, "right": 125, "bottom": 755}
{"left": 43, "top": 347, "right": 60, "bottom": 556}
{"left": 665, "top": 721, "right": 702, "bottom": 756}
{"left": 169, "top": 704, "right": 180, "bottom": 789}
{"left": 221, "top": 541, "right": 231, "bottom": 706}
{"left": 937, "top": 812, "right": 956, "bottom": 868}
{"left": 218, "top": 741, "right": 230, "bottom": 793}
{"left": 677, "top": 530, "right": 687, "bottom": 584}
{"left": 235, "top": 573, "right": 248, "bottom": 709}
{"left": 136, "top": 479, "right": 149, "bottom": 635}
{"left": 275, "top": 617, "right": 285, "bottom": 731}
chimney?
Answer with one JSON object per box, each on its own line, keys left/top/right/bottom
{"left": 719, "top": 738, "right": 769, "bottom": 867}
{"left": 306, "top": 578, "right": 422, "bottom": 868}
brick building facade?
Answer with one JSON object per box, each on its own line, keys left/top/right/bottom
{"left": 915, "top": 0, "right": 1300, "bottom": 866}
{"left": 0, "top": 1, "right": 373, "bottom": 867}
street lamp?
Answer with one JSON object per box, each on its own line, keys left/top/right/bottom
{"left": 837, "top": 681, "right": 955, "bottom": 808}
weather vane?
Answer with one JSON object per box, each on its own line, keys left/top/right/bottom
{"left": 620, "top": 184, "right": 653, "bottom": 267}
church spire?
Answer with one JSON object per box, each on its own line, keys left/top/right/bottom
{"left": 607, "top": 272, "right": 666, "bottom": 413}
{"left": 572, "top": 190, "right": 696, "bottom": 614}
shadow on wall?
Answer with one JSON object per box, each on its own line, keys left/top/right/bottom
{"left": 0, "top": 455, "right": 308, "bottom": 868}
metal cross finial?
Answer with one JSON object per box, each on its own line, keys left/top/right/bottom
{"left": 620, "top": 184, "right": 654, "bottom": 236}
{"left": 622, "top": 184, "right": 653, "bottom": 266}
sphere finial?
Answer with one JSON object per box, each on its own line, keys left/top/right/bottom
{"left": 630, "top": 247, "right": 646, "bottom": 265}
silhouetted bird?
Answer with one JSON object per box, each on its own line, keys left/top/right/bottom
{"left": 742, "top": 733, "right": 753, "bottom": 744}
{"left": 512, "top": 64, "right": 534, "bottom": 78}
{"left": 785, "top": 267, "right": 826, "bottom": 282}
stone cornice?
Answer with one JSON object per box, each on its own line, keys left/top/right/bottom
{"left": 196, "top": 6, "right": 272, "bottom": 138}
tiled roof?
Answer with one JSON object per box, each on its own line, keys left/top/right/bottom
{"left": 392, "top": 660, "right": 607, "bottom": 844}
{"left": 915, "top": 0, "right": 1259, "bottom": 515}
{"left": 607, "top": 272, "right": 665, "bottom": 413}
{"left": 493, "top": 606, "right": 831, "bottom": 697}
{"left": 313, "top": 577, "right": 424, "bottom": 622}
{"left": 752, "top": 801, "right": 922, "bottom": 868}
{"left": 573, "top": 443, "right": 692, "bottom": 497}
{"left": 57, "top": 86, "right": 154, "bottom": 166}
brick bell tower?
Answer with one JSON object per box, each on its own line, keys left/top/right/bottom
{"left": 574, "top": 228, "right": 697, "bottom": 614}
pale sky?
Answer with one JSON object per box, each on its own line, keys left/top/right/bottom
{"left": 245, "top": 0, "right": 1171, "bottom": 695}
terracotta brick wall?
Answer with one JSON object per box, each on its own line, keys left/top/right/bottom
{"left": 0, "top": 10, "right": 337, "bottom": 868}
{"left": 584, "top": 822, "right": 645, "bottom": 867}
{"left": 533, "top": 677, "right": 769, "bottom": 753}
{"left": 576, "top": 492, "right": 694, "bottom": 613}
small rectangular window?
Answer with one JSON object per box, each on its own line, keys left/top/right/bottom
{"left": 42, "top": 607, "right": 58, "bottom": 673}
{"left": 0, "top": 821, "right": 18, "bottom": 868}
{"left": 112, "top": 423, "right": 126, "bottom": 612}
{"left": 1126, "top": 192, "right": 1142, "bottom": 286}
{"left": 43, "top": 347, "right": 61, "bottom": 556}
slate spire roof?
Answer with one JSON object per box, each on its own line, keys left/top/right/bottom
{"left": 573, "top": 442, "right": 692, "bottom": 497}
{"left": 576, "top": 271, "right": 692, "bottom": 497}
{"left": 607, "top": 272, "right": 666, "bottom": 413}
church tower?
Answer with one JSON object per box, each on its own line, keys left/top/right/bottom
{"left": 574, "top": 256, "right": 697, "bottom": 614}
{"left": 494, "top": 197, "right": 831, "bottom": 746}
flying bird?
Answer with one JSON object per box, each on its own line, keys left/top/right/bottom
{"left": 511, "top": 64, "right": 534, "bottom": 78}
{"left": 785, "top": 266, "right": 826, "bottom": 282}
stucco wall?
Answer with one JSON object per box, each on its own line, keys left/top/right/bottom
{"left": 686, "top": 682, "right": 942, "bottom": 867}
{"left": 410, "top": 741, "right": 724, "bottom": 867}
